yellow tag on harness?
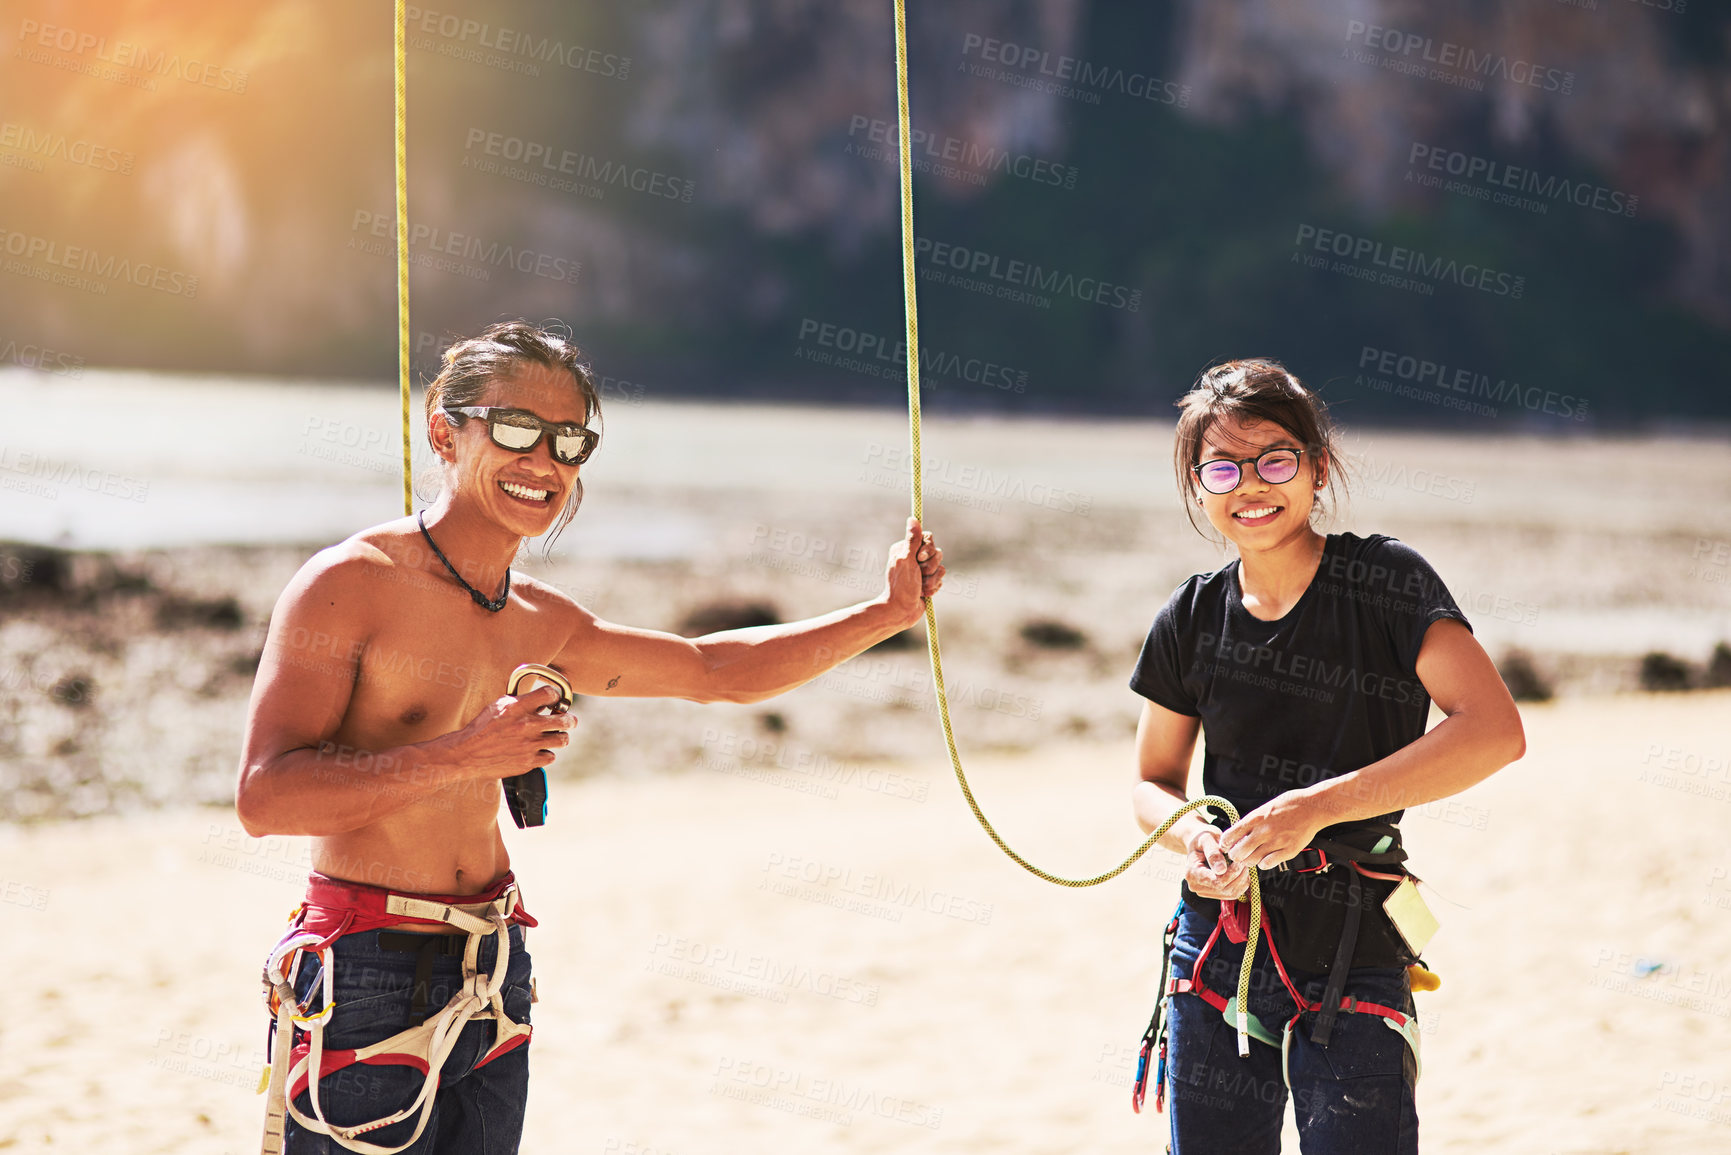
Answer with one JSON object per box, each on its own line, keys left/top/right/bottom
{"left": 1384, "top": 877, "right": 1440, "bottom": 956}
{"left": 257, "top": 1063, "right": 271, "bottom": 1095}
{"left": 1407, "top": 964, "right": 1442, "bottom": 992}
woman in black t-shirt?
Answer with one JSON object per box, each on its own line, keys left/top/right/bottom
{"left": 1129, "top": 359, "right": 1524, "bottom": 1154}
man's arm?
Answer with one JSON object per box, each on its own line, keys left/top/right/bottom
{"left": 554, "top": 518, "right": 944, "bottom": 703}
{"left": 234, "top": 550, "right": 572, "bottom": 837}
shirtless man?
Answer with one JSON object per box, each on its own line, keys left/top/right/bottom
{"left": 237, "top": 320, "right": 945, "bottom": 1154}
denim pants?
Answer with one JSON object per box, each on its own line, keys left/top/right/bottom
{"left": 285, "top": 925, "right": 534, "bottom": 1154}
{"left": 1165, "top": 904, "right": 1418, "bottom": 1155}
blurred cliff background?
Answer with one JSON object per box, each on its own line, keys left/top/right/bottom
{"left": 3, "top": 0, "right": 1728, "bottom": 422}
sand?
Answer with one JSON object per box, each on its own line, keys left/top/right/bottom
{"left": 1, "top": 689, "right": 1728, "bottom": 1154}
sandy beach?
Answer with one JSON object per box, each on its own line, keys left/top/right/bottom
{"left": 1, "top": 690, "right": 1729, "bottom": 1153}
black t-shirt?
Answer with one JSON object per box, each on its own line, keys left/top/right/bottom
{"left": 1130, "top": 533, "right": 1470, "bottom": 967}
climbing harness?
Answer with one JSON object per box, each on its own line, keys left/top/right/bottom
{"left": 1131, "top": 892, "right": 1424, "bottom": 1114}
{"left": 257, "top": 871, "right": 536, "bottom": 1155}
{"left": 1130, "top": 830, "right": 1436, "bottom": 1115}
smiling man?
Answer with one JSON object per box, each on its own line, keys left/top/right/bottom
{"left": 237, "top": 320, "right": 944, "bottom": 1154}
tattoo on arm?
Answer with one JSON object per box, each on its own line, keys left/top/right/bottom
{"left": 606, "top": 675, "right": 620, "bottom": 690}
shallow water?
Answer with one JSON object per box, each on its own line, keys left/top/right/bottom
{"left": 3, "top": 368, "right": 1172, "bottom": 555}
{"left": 8, "top": 367, "right": 1731, "bottom": 657}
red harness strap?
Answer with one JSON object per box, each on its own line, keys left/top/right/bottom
{"left": 1166, "top": 900, "right": 1409, "bottom": 1030}
{"left": 294, "top": 870, "right": 539, "bottom": 944}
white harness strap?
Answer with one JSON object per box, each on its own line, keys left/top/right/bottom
{"left": 261, "top": 929, "right": 327, "bottom": 1155}
{"left": 258, "top": 887, "right": 531, "bottom": 1155}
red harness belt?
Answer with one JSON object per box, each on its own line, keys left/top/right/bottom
{"left": 289, "top": 870, "right": 538, "bottom": 941}
{"left": 258, "top": 872, "right": 537, "bottom": 1155}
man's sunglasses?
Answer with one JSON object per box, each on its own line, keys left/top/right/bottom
{"left": 442, "top": 406, "right": 598, "bottom": 466}
{"left": 1191, "top": 447, "right": 1306, "bottom": 495}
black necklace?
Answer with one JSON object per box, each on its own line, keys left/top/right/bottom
{"left": 418, "top": 511, "right": 510, "bottom": 612}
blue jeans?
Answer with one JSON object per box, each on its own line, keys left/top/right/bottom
{"left": 1165, "top": 904, "right": 1418, "bottom": 1155}
{"left": 285, "top": 925, "right": 534, "bottom": 1154}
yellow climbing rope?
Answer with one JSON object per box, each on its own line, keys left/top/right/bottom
{"left": 394, "top": 0, "right": 412, "bottom": 516}
{"left": 888, "top": 0, "right": 1260, "bottom": 1047}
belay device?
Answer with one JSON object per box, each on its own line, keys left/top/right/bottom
{"left": 503, "top": 663, "right": 570, "bottom": 828}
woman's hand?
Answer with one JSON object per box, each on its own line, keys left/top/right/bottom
{"left": 1184, "top": 825, "right": 1252, "bottom": 901}
{"left": 1218, "top": 790, "right": 1328, "bottom": 871}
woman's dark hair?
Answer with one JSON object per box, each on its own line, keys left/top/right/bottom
{"left": 1173, "top": 358, "right": 1346, "bottom": 539}
{"left": 424, "top": 319, "right": 603, "bottom": 548}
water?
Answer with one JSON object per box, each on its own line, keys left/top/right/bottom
{"left": 2, "top": 367, "right": 1167, "bottom": 552}
{"left": 7, "top": 368, "right": 1730, "bottom": 659}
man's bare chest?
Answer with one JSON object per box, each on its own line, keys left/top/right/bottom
{"left": 346, "top": 586, "right": 568, "bottom": 742}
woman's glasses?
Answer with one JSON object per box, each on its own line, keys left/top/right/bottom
{"left": 1191, "top": 447, "right": 1305, "bottom": 495}
{"left": 442, "top": 407, "right": 598, "bottom": 466}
